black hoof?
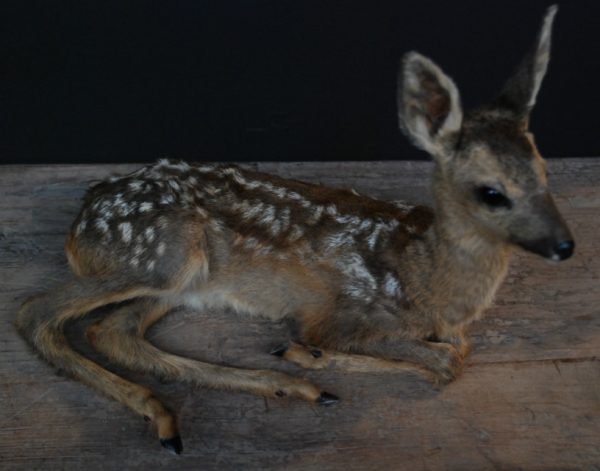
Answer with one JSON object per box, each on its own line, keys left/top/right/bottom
{"left": 316, "top": 392, "right": 339, "bottom": 406}
{"left": 310, "top": 349, "right": 322, "bottom": 358}
{"left": 160, "top": 435, "right": 183, "bottom": 455}
{"left": 270, "top": 344, "right": 288, "bottom": 357}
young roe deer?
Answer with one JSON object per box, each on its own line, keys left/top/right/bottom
{"left": 16, "top": 5, "right": 573, "bottom": 454}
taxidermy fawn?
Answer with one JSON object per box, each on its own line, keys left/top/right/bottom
{"left": 16, "top": 5, "right": 573, "bottom": 454}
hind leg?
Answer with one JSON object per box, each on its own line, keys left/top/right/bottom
{"left": 15, "top": 277, "right": 184, "bottom": 453}
{"left": 87, "top": 298, "right": 339, "bottom": 405}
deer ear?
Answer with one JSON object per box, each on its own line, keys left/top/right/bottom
{"left": 495, "top": 5, "right": 558, "bottom": 125}
{"left": 398, "top": 52, "right": 463, "bottom": 158}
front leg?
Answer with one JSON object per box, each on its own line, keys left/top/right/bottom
{"left": 287, "top": 306, "right": 467, "bottom": 386}
{"left": 271, "top": 342, "right": 439, "bottom": 385}
{"left": 356, "top": 336, "right": 465, "bottom": 384}
{"left": 272, "top": 338, "right": 463, "bottom": 387}
{"left": 431, "top": 323, "right": 472, "bottom": 359}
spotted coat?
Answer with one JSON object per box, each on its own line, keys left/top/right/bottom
{"left": 68, "top": 159, "right": 433, "bottom": 312}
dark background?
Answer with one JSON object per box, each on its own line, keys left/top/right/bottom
{"left": 2, "top": 1, "right": 598, "bottom": 165}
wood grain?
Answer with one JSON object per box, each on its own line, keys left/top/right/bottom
{"left": 1, "top": 159, "right": 599, "bottom": 470}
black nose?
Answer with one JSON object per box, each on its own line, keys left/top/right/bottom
{"left": 553, "top": 240, "right": 575, "bottom": 260}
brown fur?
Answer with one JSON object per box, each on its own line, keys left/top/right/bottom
{"left": 15, "top": 5, "right": 572, "bottom": 454}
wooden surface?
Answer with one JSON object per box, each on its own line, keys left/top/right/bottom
{"left": 1, "top": 159, "right": 599, "bottom": 470}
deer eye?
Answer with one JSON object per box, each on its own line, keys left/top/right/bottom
{"left": 475, "top": 186, "right": 512, "bottom": 209}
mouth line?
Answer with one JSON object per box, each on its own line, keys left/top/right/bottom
{"left": 513, "top": 240, "right": 552, "bottom": 259}
{"left": 512, "top": 239, "right": 572, "bottom": 262}
{"left": 544, "top": 255, "right": 562, "bottom": 265}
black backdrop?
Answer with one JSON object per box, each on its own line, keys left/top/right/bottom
{"left": 3, "top": 1, "right": 599, "bottom": 165}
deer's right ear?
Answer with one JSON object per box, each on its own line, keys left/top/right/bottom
{"left": 398, "top": 52, "right": 463, "bottom": 158}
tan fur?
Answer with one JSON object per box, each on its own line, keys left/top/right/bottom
{"left": 15, "top": 5, "right": 572, "bottom": 454}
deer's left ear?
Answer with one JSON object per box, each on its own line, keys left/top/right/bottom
{"left": 398, "top": 52, "right": 463, "bottom": 158}
{"left": 495, "top": 5, "right": 558, "bottom": 127}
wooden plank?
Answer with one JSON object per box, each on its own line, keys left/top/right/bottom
{"left": 1, "top": 159, "right": 599, "bottom": 470}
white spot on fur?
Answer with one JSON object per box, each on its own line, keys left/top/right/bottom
{"left": 260, "top": 181, "right": 275, "bottom": 192}
{"left": 383, "top": 272, "right": 401, "bottom": 297}
{"left": 269, "top": 219, "right": 283, "bottom": 236}
{"left": 139, "top": 202, "right": 153, "bottom": 213}
{"left": 147, "top": 260, "right": 156, "bottom": 271}
{"left": 338, "top": 253, "right": 377, "bottom": 300}
{"left": 243, "top": 179, "right": 261, "bottom": 190}
{"left": 129, "top": 180, "right": 143, "bottom": 191}
{"left": 160, "top": 194, "right": 175, "bottom": 205}
{"left": 257, "top": 245, "right": 273, "bottom": 256}
{"left": 157, "top": 242, "right": 166, "bottom": 256}
{"left": 118, "top": 222, "right": 132, "bottom": 243}
{"left": 116, "top": 200, "right": 133, "bottom": 216}
{"left": 95, "top": 218, "right": 109, "bottom": 233}
{"left": 307, "top": 205, "right": 324, "bottom": 224}
{"left": 358, "top": 219, "right": 373, "bottom": 231}
{"left": 288, "top": 224, "right": 304, "bottom": 242}
{"left": 367, "top": 223, "right": 385, "bottom": 250}
{"left": 258, "top": 205, "right": 276, "bottom": 224}
{"left": 209, "top": 220, "right": 224, "bottom": 232}
{"left": 260, "top": 181, "right": 287, "bottom": 199}
{"left": 168, "top": 180, "right": 181, "bottom": 191}
{"left": 203, "top": 184, "right": 218, "bottom": 195}
{"left": 241, "top": 201, "right": 265, "bottom": 220}
{"left": 98, "top": 200, "right": 113, "bottom": 218}
{"left": 99, "top": 208, "right": 112, "bottom": 219}
{"left": 366, "top": 221, "right": 397, "bottom": 250}
{"left": 280, "top": 207, "right": 291, "bottom": 230}
{"left": 76, "top": 220, "right": 87, "bottom": 235}
{"left": 130, "top": 257, "right": 139, "bottom": 268}
{"left": 231, "top": 200, "right": 250, "bottom": 214}
{"left": 144, "top": 227, "right": 155, "bottom": 242}
{"left": 287, "top": 191, "right": 302, "bottom": 201}
{"left": 231, "top": 173, "right": 247, "bottom": 186}
{"left": 324, "top": 231, "right": 354, "bottom": 249}
{"left": 167, "top": 161, "right": 190, "bottom": 172}
{"left": 243, "top": 237, "right": 259, "bottom": 249}
{"left": 222, "top": 167, "right": 241, "bottom": 178}
{"left": 335, "top": 214, "right": 361, "bottom": 226}
{"left": 271, "top": 186, "right": 287, "bottom": 198}
{"left": 325, "top": 204, "right": 338, "bottom": 216}
{"left": 195, "top": 164, "right": 216, "bottom": 173}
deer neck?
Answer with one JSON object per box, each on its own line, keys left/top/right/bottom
{"left": 425, "top": 178, "right": 512, "bottom": 326}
